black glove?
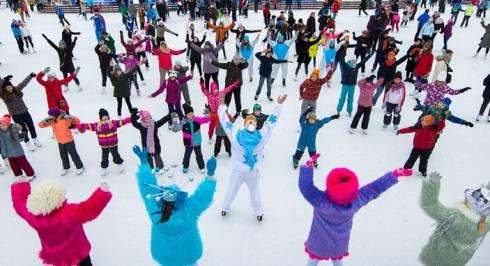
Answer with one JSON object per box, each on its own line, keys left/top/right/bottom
{"left": 131, "top": 108, "right": 139, "bottom": 114}
{"left": 3, "top": 75, "right": 13, "bottom": 80}
{"left": 30, "top": 72, "right": 36, "bottom": 78}
{"left": 460, "top": 87, "right": 471, "bottom": 92}
{"left": 463, "top": 121, "right": 474, "bottom": 127}
{"left": 181, "top": 48, "right": 187, "bottom": 53}
{"left": 174, "top": 33, "right": 179, "bottom": 37}
{"left": 329, "top": 114, "right": 340, "bottom": 120}
{"left": 119, "top": 30, "right": 123, "bottom": 34}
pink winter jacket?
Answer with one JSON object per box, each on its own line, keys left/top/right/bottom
{"left": 357, "top": 77, "right": 384, "bottom": 107}
{"left": 11, "top": 182, "right": 112, "bottom": 266}
{"left": 200, "top": 80, "right": 240, "bottom": 112}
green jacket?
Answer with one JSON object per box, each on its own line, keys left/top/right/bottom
{"left": 419, "top": 176, "right": 489, "bottom": 266}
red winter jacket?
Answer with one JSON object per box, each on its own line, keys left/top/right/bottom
{"left": 414, "top": 52, "right": 434, "bottom": 78}
{"left": 332, "top": 1, "right": 340, "bottom": 13}
{"left": 11, "top": 182, "right": 112, "bottom": 266}
{"left": 398, "top": 120, "right": 445, "bottom": 149}
{"left": 36, "top": 72, "right": 74, "bottom": 112}
{"left": 152, "top": 48, "right": 184, "bottom": 70}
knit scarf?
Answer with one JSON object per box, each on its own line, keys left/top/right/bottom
{"left": 236, "top": 129, "right": 262, "bottom": 171}
{"left": 140, "top": 119, "right": 156, "bottom": 154}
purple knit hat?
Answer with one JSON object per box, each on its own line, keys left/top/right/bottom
{"left": 48, "top": 107, "right": 62, "bottom": 118}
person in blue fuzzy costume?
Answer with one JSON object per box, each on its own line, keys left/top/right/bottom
{"left": 133, "top": 145, "right": 217, "bottom": 266}
{"left": 292, "top": 107, "right": 339, "bottom": 169}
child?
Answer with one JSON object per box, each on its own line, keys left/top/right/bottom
{"left": 0, "top": 114, "right": 35, "bottom": 180}
{"left": 38, "top": 108, "right": 85, "bottom": 176}
{"left": 174, "top": 61, "right": 191, "bottom": 105}
{"left": 401, "top": 7, "right": 411, "bottom": 27}
{"left": 299, "top": 68, "right": 333, "bottom": 114}
{"left": 237, "top": 35, "right": 260, "bottom": 82}
{"left": 392, "top": 12, "right": 400, "bottom": 32}
{"left": 419, "top": 172, "right": 490, "bottom": 266}
{"left": 77, "top": 109, "right": 131, "bottom": 176}
{"left": 200, "top": 78, "right": 240, "bottom": 142}
{"left": 180, "top": 104, "right": 210, "bottom": 173}
{"left": 477, "top": 74, "right": 490, "bottom": 122}
{"left": 131, "top": 109, "right": 170, "bottom": 174}
{"left": 241, "top": 104, "right": 269, "bottom": 130}
{"left": 254, "top": 49, "right": 290, "bottom": 101}
{"left": 299, "top": 156, "right": 412, "bottom": 266}
{"left": 349, "top": 75, "right": 384, "bottom": 134}
{"left": 382, "top": 72, "right": 406, "bottom": 130}
{"left": 133, "top": 146, "right": 216, "bottom": 266}
{"left": 214, "top": 111, "right": 237, "bottom": 157}
{"left": 11, "top": 179, "right": 111, "bottom": 266}
{"left": 149, "top": 70, "right": 192, "bottom": 128}
{"left": 119, "top": 53, "right": 143, "bottom": 96}
{"left": 292, "top": 109, "right": 339, "bottom": 169}
{"left": 397, "top": 115, "right": 444, "bottom": 176}
{"left": 19, "top": 22, "right": 34, "bottom": 53}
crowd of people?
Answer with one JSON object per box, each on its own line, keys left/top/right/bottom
{"left": 2, "top": 0, "right": 490, "bottom": 265}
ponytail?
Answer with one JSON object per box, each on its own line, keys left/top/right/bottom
{"left": 159, "top": 201, "right": 175, "bottom": 223}
{"left": 478, "top": 216, "right": 487, "bottom": 235}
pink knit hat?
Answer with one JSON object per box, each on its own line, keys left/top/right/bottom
{"left": 0, "top": 114, "right": 12, "bottom": 125}
{"left": 326, "top": 168, "right": 360, "bottom": 205}
{"left": 139, "top": 110, "right": 152, "bottom": 121}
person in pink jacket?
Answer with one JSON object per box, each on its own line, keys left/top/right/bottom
{"left": 11, "top": 178, "right": 112, "bottom": 266}
{"left": 349, "top": 75, "right": 384, "bottom": 134}
{"left": 200, "top": 78, "right": 240, "bottom": 141}
{"left": 152, "top": 41, "right": 186, "bottom": 84}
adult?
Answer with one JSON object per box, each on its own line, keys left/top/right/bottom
{"left": 152, "top": 41, "right": 186, "bottom": 84}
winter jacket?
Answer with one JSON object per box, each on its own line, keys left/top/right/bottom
{"left": 62, "top": 30, "right": 80, "bottom": 49}
{"left": 131, "top": 113, "right": 170, "bottom": 155}
{"left": 120, "top": 56, "right": 140, "bottom": 72}
{"left": 11, "top": 23, "right": 22, "bottom": 37}
{"left": 353, "top": 33, "right": 372, "bottom": 56}
{"left": 120, "top": 32, "right": 145, "bottom": 56}
{"left": 479, "top": 21, "right": 490, "bottom": 49}
{"left": 95, "top": 45, "right": 118, "bottom": 70}
{"left": 483, "top": 74, "right": 490, "bottom": 100}
{"left": 405, "top": 44, "right": 422, "bottom": 72}
{"left": 156, "top": 24, "right": 177, "bottom": 39}
{"left": 77, "top": 118, "right": 131, "bottom": 148}
{"left": 299, "top": 166, "right": 399, "bottom": 260}
{"left": 55, "top": 6, "right": 64, "bottom": 16}
{"left": 382, "top": 81, "right": 406, "bottom": 106}
{"left": 377, "top": 55, "right": 409, "bottom": 85}
{"left": 443, "top": 21, "right": 453, "bottom": 39}
{"left": 419, "top": 22, "right": 434, "bottom": 38}
{"left": 39, "top": 115, "right": 80, "bottom": 144}
{"left": 231, "top": 27, "right": 260, "bottom": 43}
{"left": 11, "top": 182, "right": 111, "bottom": 266}
{"left": 296, "top": 35, "right": 322, "bottom": 63}
{"left": 36, "top": 72, "right": 74, "bottom": 112}
{"left": 297, "top": 114, "right": 332, "bottom": 151}
{"left": 152, "top": 48, "right": 185, "bottom": 70}
{"left": 219, "top": 104, "right": 281, "bottom": 172}
{"left": 190, "top": 42, "right": 223, "bottom": 74}
{"left": 306, "top": 16, "right": 316, "bottom": 34}
{"left": 357, "top": 77, "right": 385, "bottom": 107}
{"left": 430, "top": 55, "right": 450, "bottom": 83}
{"left": 267, "top": 35, "right": 297, "bottom": 60}
{"left": 399, "top": 121, "right": 445, "bottom": 149}
{"left": 136, "top": 163, "right": 216, "bottom": 266}
{"left": 299, "top": 70, "right": 333, "bottom": 101}
{"left": 201, "top": 80, "right": 239, "bottom": 112}
{"left": 417, "top": 12, "right": 430, "bottom": 27}
{"left": 207, "top": 22, "right": 235, "bottom": 42}
{"left": 186, "top": 33, "right": 206, "bottom": 62}
{"left": 340, "top": 53, "right": 373, "bottom": 85}
{"left": 414, "top": 52, "right": 434, "bottom": 78}
{"left": 101, "top": 35, "right": 116, "bottom": 55}
{"left": 150, "top": 76, "right": 192, "bottom": 104}
{"left": 418, "top": 176, "right": 490, "bottom": 266}
{"left": 211, "top": 61, "right": 248, "bottom": 86}
{"left": 238, "top": 35, "right": 259, "bottom": 61}
{"left": 43, "top": 35, "right": 77, "bottom": 73}
{"left": 416, "top": 81, "right": 465, "bottom": 106}
{"left": 109, "top": 67, "right": 138, "bottom": 98}
{"left": 255, "top": 52, "right": 288, "bottom": 77}
{"left": 181, "top": 116, "right": 210, "bottom": 147}
{"left": 0, "top": 74, "right": 33, "bottom": 115}
{"left": 0, "top": 125, "right": 24, "bottom": 158}
{"left": 91, "top": 15, "right": 106, "bottom": 31}
{"left": 464, "top": 4, "right": 475, "bottom": 16}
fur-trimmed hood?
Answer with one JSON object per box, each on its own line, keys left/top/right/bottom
{"left": 26, "top": 181, "right": 66, "bottom": 216}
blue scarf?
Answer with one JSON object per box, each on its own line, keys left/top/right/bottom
{"left": 236, "top": 129, "right": 262, "bottom": 171}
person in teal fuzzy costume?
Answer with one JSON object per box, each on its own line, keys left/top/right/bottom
{"left": 133, "top": 145, "right": 217, "bottom": 266}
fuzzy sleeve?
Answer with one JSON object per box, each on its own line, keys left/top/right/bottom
{"left": 68, "top": 188, "right": 112, "bottom": 224}
{"left": 420, "top": 175, "right": 453, "bottom": 222}
{"left": 298, "top": 165, "right": 326, "bottom": 208}
{"left": 186, "top": 178, "right": 217, "bottom": 218}
{"left": 136, "top": 162, "right": 162, "bottom": 223}
{"left": 355, "top": 172, "right": 399, "bottom": 209}
{"left": 258, "top": 104, "right": 282, "bottom": 145}
{"left": 11, "top": 182, "right": 34, "bottom": 222}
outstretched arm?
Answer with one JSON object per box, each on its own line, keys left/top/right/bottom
{"left": 11, "top": 182, "right": 34, "bottom": 222}
{"left": 155, "top": 114, "right": 171, "bottom": 128}
{"left": 68, "top": 187, "right": 112, "bottom": 224}
{"left": 186, "top": 177, "right": 217, "bottom": 218}
{"left": 16, "top": 73, "right": 35, "bottom": 90}
{"left": 42, "top": 34, "right": 59, "bottom": 51}
{"left": 298, "top": 165, "right": 326, "bottom": 207}
{"left": 420, "top": 172, "right": 453, "bottom": 221}
{"left": 150, "top": 82, "right": 167, "bottom": 97}
{"left": 355, "top": 172, "right": 399, "bottom": 208}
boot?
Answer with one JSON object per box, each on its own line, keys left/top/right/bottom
{"left": 282, "top": 78, "right": 286, "bottom": 87}
{"left": 271, "top": 78, "right": 275, "bottom": 84}
{"left": 101, "top": 168, "right": 108, "bottom": 177}
{"left": 476, "top": 115, "right": 482, "bottom": 121}
{"left": 25, "top": 141, "right": 35, "bottom": 151}
{"left": 267, "top": 96, "right": 273, "bottom": 102}
{"left": 221, "top": 210, "right": 227, "bottom": 216}
{"left": 257, "top": 215, "right": 263, "bottom": 222}
{"left": 117, "top": 164, "right": 125, "bottom": 173}
{"left": 362, "top": 129, "right": 368, "bottom": 135}
{"left": 102, "top": 86, "right": 106, "bottom": 94}
{"left": 137, "top": 89, "right": 141, "bottom": 96}
{"left": 60, "top": 169, "right": 69, "bottom": 176}
{"left": 348, "top": 128, "right": 354, "bottom": 134}
{"left": 77, "top": 84, "right": 82, "bottom": 92}
{"left": 182, "top": 168, "right": 189, "bottom": 174}
{"left": 76, "top": 167, "right": 85, "bottom": 175}
{"left": 292, "top": 156, "right": 299, "bottom": 169}
{"left": 33, "top": 138, "right": 42, "bottom": 147}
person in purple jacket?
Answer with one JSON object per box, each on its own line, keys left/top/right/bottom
{"left": 298, "top": 154, "right": 412, "bottom": 266}
{"left": 149, "top": 70, "right": 193, "bottom": 128}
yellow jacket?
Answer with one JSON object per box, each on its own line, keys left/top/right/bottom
{"left": 308, "top": 37, "right": 324, "bottom": 58}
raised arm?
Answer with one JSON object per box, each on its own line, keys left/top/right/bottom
{"left": 258, "top": 104, "right": 282, "bottom": 144}
{"left": 298, "top": 165, "right": 326, "bottom": 207}
{"left": 130, "top": 112, "right": 143, "bottom": 129}
{"left": 59, "top": 73, "right": 76, "bottom": 86}
{"left": 150, "top": 81, "right": 167, "bottom": 97}
{"left": 42, "top": 34, "right": 59, "bottom": 51}
{"left": 218, "top": 105, "right": 234, "bottom": 139}
{"left": 17, "top": 73, "right": 35, "bottom": 90}
{"left": 420, "top": 172, "right": 453, "bottom": 221}
{"left": 170, "top": 49, "right": 185, "bottom": 55}
{"left": 355, "top": 171, "right": 399, "bottom": 208}
{"left": 11, "top": 182, "right": 34, "bottom": 222}
{"left": 67, "top": 187, "right": 112, "bottom": 224}
{"left": 135, "top": 158, "right": 162, "bottom": 223}
{"left": 190, "top": 42, "right": 205, "bottom": 53}
{"left": 185, "top": 177, "right": 217, "bottom": 218}
{"left": 211, "top": 60, "right": 228, "bottom": 70}
{"left": 222, "top": 80, "right": 240, "bottom": 95}
{"left": 155, "top": 114, "right": 171, "bottom": 128}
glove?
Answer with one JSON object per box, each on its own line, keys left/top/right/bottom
{"left": 329, "top": 114, "right": 340, "bottom": 120}
{"left": 428, "top": 172, "right": 442, "bottom": 181}
{"left": 463, "top": 121, "right": 474, "bottom": 127}
{"left": 30, "top": 72, "right": 36, "bottom": 78}
{"left": 396, "top": 130, "right": 400, "bottom": 135}
{"left": 100, "top": 181, "right": 110, "bottom": 192}
{"left": 306, "top": 153, "right": 321, "bottom": 167}
{"left": 206, "top": 157, "right": 217, "bottom": 176}
{"left": 174, "top": 33, "right": 179, "bottom": 37}
{"left": 393, "top": 168, "right": 412, "bottom": 177}
{"left": 3, "top": 75, "right": 13, "bottom": 80}
{"left": 181, "top": 48, "right": 187, "bottom": 53}
{"left": 74, "top": 66, "right": 81, "bottom": 76}
{"left": 132, "top": 145, "right": 148, "bottom": 165}
{"left": 42, "top": 67, "right": 50, "bottom": 74}
{"left": 130, "top": 108, "right": 139, "bottom": 114}
{"left": 461, "top": 87, "right": 471, "bottom": 92}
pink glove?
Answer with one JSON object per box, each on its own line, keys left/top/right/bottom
{"left": 306, "top": 153, "right": 321, "bottom": 167}
{"left": 393, "top": 168, "right": 412, "bottom": 177}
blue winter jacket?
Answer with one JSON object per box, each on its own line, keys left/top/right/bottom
{"left": 297, "top": 115, "right": 332, "bottom": 151}
{"left": 11, "top": 23, "right": 22, "bottom": 37}
{"left": 0, "top": 126, "right": 25, "bottom": 158}
{"left": 136, "top": 163, "right": 217, "bottom": 266}
{"left": 91, "top": 16, "right": 106, "bottom": 31}
{"left": 417, "top": 12, "right": 430, "bottom": 27}
{"left": 56, "top": 6, "right": 64, "bottom": 16}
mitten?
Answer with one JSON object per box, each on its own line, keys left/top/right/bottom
{"left": 306, "top": 153, "right": 321, "bottom": 167}
{"left": 329, "top": 114, "right": 340, "bottom": 120}
{"left": 428, "top": 172, "right": 442, "bottom": 182}
{"left": 206, "top": 157, "right": 217, "bottom": 176}
{"left": 132, "top": 145, "right": 148, "bottom": 165}
{"left": 393, "top": 168, "right": 412, "bottom": 177}
{"left": 463, "top": 121, "right": 474, "bottom": 127}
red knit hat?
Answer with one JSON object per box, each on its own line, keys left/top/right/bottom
{"left": 326, "top": 168, "right": 360, "bottom": 205}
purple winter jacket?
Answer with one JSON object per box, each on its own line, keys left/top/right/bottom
{"left": 150, "top": 76, "right": 192, "bottom": 104}
{"left": 298, "top": 166, "right": 398, "bottom": 260}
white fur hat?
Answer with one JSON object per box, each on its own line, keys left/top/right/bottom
{"left": 436, "top": 71, "right": 447, "bottom": 82}
{"left": 465, "top": 182, "right": 490, "bottom": 217}
{"left": 47, "top": 71, "right": 57, "bottom": 78}
{"left": 168, "top": 70, "right": 178, "bottom": 78}
{"left": 26, "top": 181, "right": 66, "bottom": 216}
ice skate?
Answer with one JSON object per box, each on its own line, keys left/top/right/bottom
{"left": 33, "top": 138, "right": 42, "bottom": 147}
{"left": 267, "top": 96, "right": 273, "bottom": 102}
{"left": 382, "top": 124, "right": 388, "bottom": 129}
{"left": 60, "top": 169, "right": 69, "bottom": 176}
{"left": 102, "top": 86, "right": 106, "bottom": 94}
{"left": 117, "top": 164, "right": 125, "bottom": 173}
{"left": 393, "top": 125, "right": 399, "bottom": 131}
{"left": 141, "top": 80, "right": 146, "bottom": 86}
{"left": 76, "top": 167, "right": 85, "bottom": 175}
{"left": 473, "top": 52, "right": 478, "bottom": 58}
{"left": 221, "top": 210, "right": 227, "bottom": 217}
{"left": 77, "top": 84, "right": 82, "bottom": 92}
{"left": 487, "top": 116, "right": 490, "bottom": 122}
{"left": 200, "top": 168, "right": 206, "bottom": 174}
{"left": 25, "top": 141, "right": 35, "bottom": 151}
{"left": 476, "top": 115, "right": 482, "bottom": 121}
{"left": 101, "top": 168, "right": 108, "bottom": 177}
{"left": 254, "top": 95, "right": 258, "bottom": 101}
{"left": 348, "top": 128, "right": 354, "bottom": 134}
{"left": 182, "top": 168, "right": 189, "bottom": 174}
{"left": 249, "top": 77, "right": 253, "bottom": 82}
{"left": 257, "top": 215, "right": 263, "bottom": 222}
{"left": 27, "top": 175, "right": 36, "bottom": 181}
{"left": 362, "top": 129, "right": 368, "bottom": 135}
{"left": 137, "top": 89, "right": 141, "bottom": 96}
{"left": 294, "top": 74, "right": 298, "bottom": 81}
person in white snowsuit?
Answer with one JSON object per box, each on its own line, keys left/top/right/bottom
{"left": 218, "top": 94, "right": 287, "bottom": 221}
{"left": 267, "top": 33, "right": 297, "bottom": 86}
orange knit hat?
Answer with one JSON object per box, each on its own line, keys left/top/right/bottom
{"left": 244, "top": 115, "right": 257, "bottom": 127}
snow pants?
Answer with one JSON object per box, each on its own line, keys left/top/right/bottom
{"left": 271, "top": 62, "right": 288, "bottom": 80}
{"left": 224, "top": 86, "right": 242, "bottom": 113}
{"left": 404, "top": 147, "right": 431, "bottom": 175}
{"left": 222, "top": 169, "right": 264, "bottom": 215}
{"left": 336, "top": 84, "right": 355, "bottom": 114}
{"left": 95, "top": 29, "right": 103, "bottom": 43}
{"left": 58, "top": 141, "right": 84, "bottom": 170}
{"left": 147, "top": 153, "right": 164, "bottom": 169}
{"left": 12, "top": 112, "right": 37, "bottom": 142}
{"left": 8, "top": 155, "right": 35, "bottom": 177}
{"left": 208, "top": 112, "right": 219, "bottom": 139}
{"left": 182, "top": 145, "right": 205, "bottom": 169}
{"left": 214, "top": 135, "right": 231, "bottom": 156}
{"left": 384, "top": 102, "right": 401, "bottom": 126}
{"left": 301, "top": 99, "right": 317, "bottom": 113}
{"left": 350, "top": 105, "right": 372, "bottom": 130}
{"left": 167, "top": 102, "right": 183, "bottom": 125}
{"left": 101, "top": 146, "right": 123, "bottom": 169}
